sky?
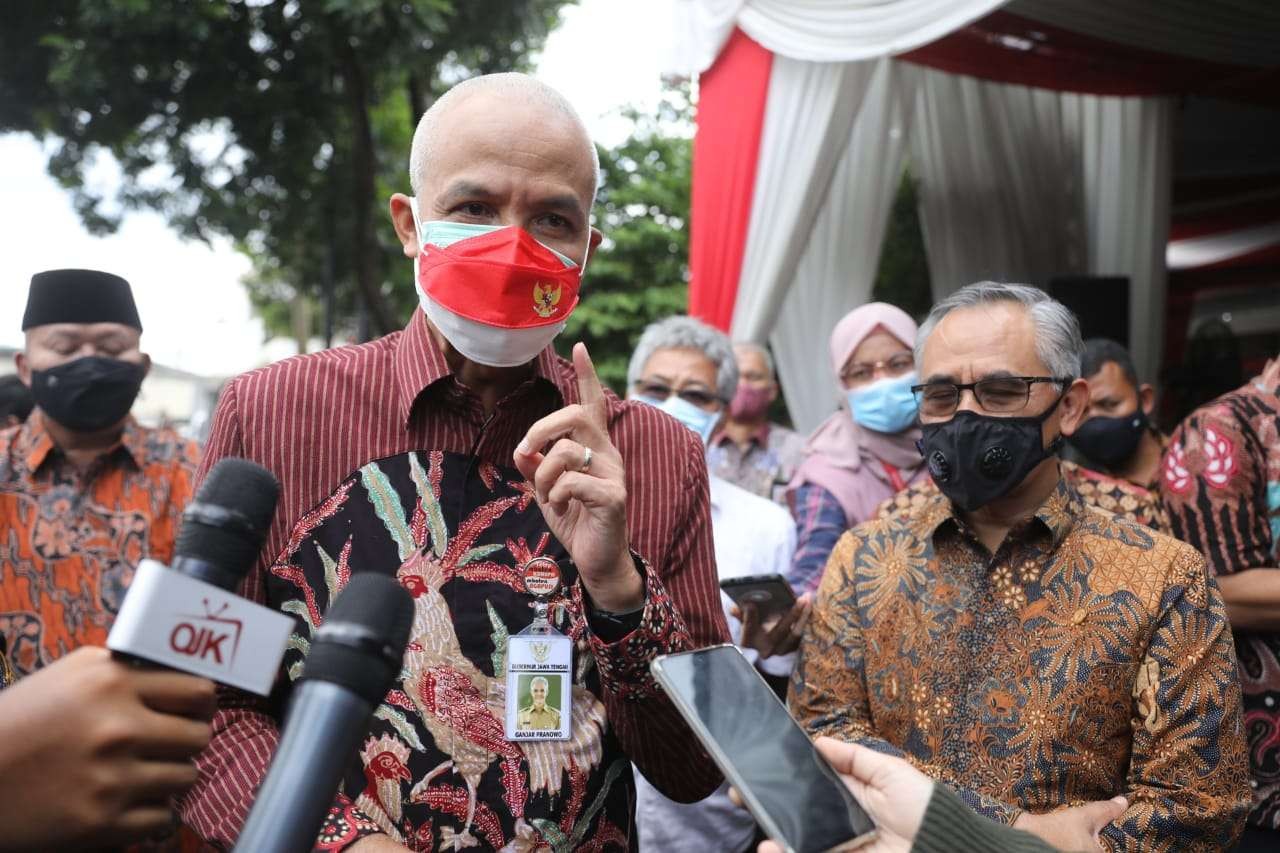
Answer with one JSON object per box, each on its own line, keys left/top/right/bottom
{"left": 0, "top": 0, "right": 674, "bottom": 377}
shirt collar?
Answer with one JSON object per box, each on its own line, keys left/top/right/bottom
{"left": 393, "top": 310, "right": 576, "bottom": 427}
{"left": 17, "top": 411, "right": 142, "bottom": 473}
{"left": 922, "top": 468, "right": 1083, "bottom": 551}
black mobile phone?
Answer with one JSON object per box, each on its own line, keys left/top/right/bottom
{"left": 719, "top": 573, "right": 798, "bottom": 621}
{"left": 650, "top": 645, "right": 877, "bottom": 853}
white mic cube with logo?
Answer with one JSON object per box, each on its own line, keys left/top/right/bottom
{"left": 108, "top": 559, "right": 295, "bottom": 696}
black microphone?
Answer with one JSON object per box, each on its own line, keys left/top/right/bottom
{"left": 234, "top": 573, "right": 415, "bottom": 853}
{"left": 107, "top": 458, "right": 291, "bottom": 695}
{"left": 173, "top": 457, "right": 280, "bottom": 590}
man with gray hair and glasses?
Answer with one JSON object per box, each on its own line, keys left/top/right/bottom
{"left": 790, "top": 282, "right": 1251, "bottom": 851}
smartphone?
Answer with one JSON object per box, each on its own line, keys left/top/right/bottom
{"left": 650, "top": 645, "right": 877, "bottom": 853}
{"left": 720, "top": 573, "right": 798, "bottom": 622}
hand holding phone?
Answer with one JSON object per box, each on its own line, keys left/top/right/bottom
{"left": 651, "top": 645, "right": 877, "bottom": 853}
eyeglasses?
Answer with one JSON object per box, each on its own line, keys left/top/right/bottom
{"left": 911, "top": 376, "right": 1069, "bottom": 417}
{"left": 841, "top": 353, "right": 915, "bottom": 385}
{"left": 633, "top": 381, "right": 723, "bottom": 410}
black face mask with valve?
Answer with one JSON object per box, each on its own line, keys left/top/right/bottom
{"left": 917, "top": 397, "right": 1064, "bottom": 513}
{"left": 30, "top": 356, "right": 146, "bottom": 433}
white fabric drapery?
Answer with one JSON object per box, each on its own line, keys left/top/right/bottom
{"left": 766, "top": 61, "right": 917, "bottom": 432}
{"left": 908, "top": 70, "right": 1173, "bottom": 381}
{"left": 728, "top": 57, "right": 880, "bottom": 344}
{"left": 909, "top": 66, "right": 1086, "bottom": 301}
{"left": 669, "top": 0, "right": 1007, "bottom": 73}
{"left": 1075, "top": 95, "right": 1173, "bottom": 382}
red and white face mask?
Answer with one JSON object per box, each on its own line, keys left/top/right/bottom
{"left": 412, "top": 212, "right": 588, "bottom": 367}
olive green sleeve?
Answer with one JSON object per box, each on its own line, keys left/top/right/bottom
{"left": 912, "top": 784, "right": 1056, "bottom": 853}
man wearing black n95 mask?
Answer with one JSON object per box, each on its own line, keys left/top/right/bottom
{"left": 792, "top": 282, "right": 1250, "bottom": 851}
{"left": 0, "top": 647, "right": 214, "bottom": 850}
{"left": 1, "top": 269, "right": 200, "bottom": 675}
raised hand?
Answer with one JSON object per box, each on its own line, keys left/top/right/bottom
{"left": 514, "top": 343, "right": 642, "bottom": 612}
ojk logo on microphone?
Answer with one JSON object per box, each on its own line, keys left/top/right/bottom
{"left": 108, "top": 559, "right": 294, "bottom": 696}
{"left": 168, "top": 599, "right": 244, "bottom": 669}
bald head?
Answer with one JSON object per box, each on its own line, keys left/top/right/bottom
{"left": 388, "top": 72, "right": 605, "bottom": 283}
{"left": 409, "top": 73, "right": 599, "bottom": 203}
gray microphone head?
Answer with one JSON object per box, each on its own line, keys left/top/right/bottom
{"left": 301, "top": 574, "right": 414, "bottom": 705}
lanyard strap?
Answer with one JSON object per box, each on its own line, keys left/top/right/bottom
{"left": 881, "top": 460, "right": 907, "bottom": 492}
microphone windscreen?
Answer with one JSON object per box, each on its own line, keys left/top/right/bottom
{"left": 175, "top": 458, "right": 281, "bottom": 587}
{"left": 302, "top": 573, "right": 414, "bottom": 706}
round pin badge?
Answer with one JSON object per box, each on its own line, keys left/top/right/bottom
{"left": 521, "top": 556, "right": 562, "bottom": 598}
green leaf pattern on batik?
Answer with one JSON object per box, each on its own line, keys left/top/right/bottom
{"left": 375, "top": 704, "right": 427, "bottom": 752}
{"left": 532, "top": 760, "right": 626, "bottom": 853}
{"left": 362, "top": 463, "right": 414, "bottom": 561}
{"left": 409, "top": 452, "right": 447, "bottom": 558}
{"left": 282, "top": 599, "right": 316, "bottom": 634}
{"left": 315, "top": 539, "right": 342, "bottom": 600}
{"left": 488, "top": 601, "right": 509, "bottom": 675}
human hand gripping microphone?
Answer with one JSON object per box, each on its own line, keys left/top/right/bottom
{"left": 108, "top": 458, "right": 295, "bottom": 696}
{"left": 234, "top": 573, "right": 415, "bottom": 853}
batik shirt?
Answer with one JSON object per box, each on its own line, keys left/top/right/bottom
{"left": 877, "top": 459, "right": 1170, "bottom": 532}
{"left": 793, "top": 476, "right": 1251, "bottom": 851}
{"left": 706, "top": 423, "right": 804, "bottom": 505}
{"left": 0, "top": 413, "right": 199, "bottom": 673}
{"left": 1161, "top": 376, "right": 1280, "bottom": 829}
{"left": 180, "top": 313, "right": 729, "bottom": 851}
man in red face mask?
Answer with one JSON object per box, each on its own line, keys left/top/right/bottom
{"left": 706, "top": 342, "right": 804, "bottom": 505}
{"left": 181, "top": 73, "right": 729, "bottom": 852}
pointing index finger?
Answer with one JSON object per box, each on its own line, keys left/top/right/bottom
{"left": 573, "top": 342, "right": 607, "bottom": 425}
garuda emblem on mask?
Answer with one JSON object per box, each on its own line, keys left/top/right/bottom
{"left": 533, "top": 281, "right": 562, "bottom": 318}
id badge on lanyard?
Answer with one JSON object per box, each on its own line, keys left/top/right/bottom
{"left": 504, "top": 556, "right": 572, "bottom": 742}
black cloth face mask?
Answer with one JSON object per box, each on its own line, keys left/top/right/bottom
{"left": 30, "top": 356, "right": 146, "bottom": 433}
{"left": 918, "top": 396, "right": 1064, "bottom": 513}
{"left": 1066, "top": 409, "right": 1146, "bottom": 469}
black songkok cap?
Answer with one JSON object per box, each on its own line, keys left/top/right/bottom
{"left": 21, "top": 268, "right": 142, "bottom": 332}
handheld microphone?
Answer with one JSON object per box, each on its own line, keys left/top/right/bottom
{"left": 107, "top": 458, "right": 295, "bottom": 695}
{"left": 234, "top": 573, "right": 414, "bottom": 853}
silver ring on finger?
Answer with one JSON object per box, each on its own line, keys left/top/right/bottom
{"left": 579, "top": 446, "right": 593, "bottom": 473}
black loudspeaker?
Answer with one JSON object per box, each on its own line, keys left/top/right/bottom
{"left": 1049, "top": 276, "right": 1130, "bottom": 348}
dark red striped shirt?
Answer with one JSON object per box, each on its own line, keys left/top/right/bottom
{"left": 180, "top": 312, "right": 729, "bottom": 847}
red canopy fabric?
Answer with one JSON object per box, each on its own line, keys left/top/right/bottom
{"left": 688, "top": 28, "right": 773, "bottom": 331}
{"left": 900, "top": 10, "right": 1279, "bottom": 106}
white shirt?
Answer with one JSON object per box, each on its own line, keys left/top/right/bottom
{"left": 636, "top": 475, "right": 798, "bottom": 853}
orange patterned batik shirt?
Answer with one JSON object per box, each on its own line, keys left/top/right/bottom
{"left": 795, "top": 476, "right": 1251, "bottom": 851}
{"left": 0, "top": 413, "right": 199, "bottom": 674}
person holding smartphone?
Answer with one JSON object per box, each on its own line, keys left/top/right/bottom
{"left": 754, "top": 738, "right": 1126, "bottom": 853}
{"left": 627, "top": 316, "right": 811, "bottom": 853}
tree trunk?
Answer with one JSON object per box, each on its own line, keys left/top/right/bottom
{"left": 340, "top": 45, "right": 396, "bottom": 338}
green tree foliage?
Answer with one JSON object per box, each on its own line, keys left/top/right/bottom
{"left": 0, "top": 0, "right": 572, "bottom": 342}
{"left": 561, "top": 87, "right": 693, "bottom": 391}
{"left": 872, "top": 170, "right": 933, "bottom": 320}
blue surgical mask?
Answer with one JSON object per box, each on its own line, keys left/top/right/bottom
{"left": 848, "top": 373, "right": 918, "bottom": 434}
{"left": 633, "top": 395, "right": 719, "bottom": 446}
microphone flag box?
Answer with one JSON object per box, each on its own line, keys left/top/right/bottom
{"left": 108, "top": 559, "right": 294, "bottom": 696}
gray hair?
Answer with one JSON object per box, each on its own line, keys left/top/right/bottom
{"left": 733, "top": 341, "right": 775, "bottom": 379}
{"left": 915, "top": 282, "right": 1083, "bottom": 380}
{"left": 530, "top": 676, "right": 548, "bottom": 690}
{"left": 409, "top": 73, "right": 601, "bottom": 202}
{"left": 627, "top": 316, "right": 739, "bottom": 403}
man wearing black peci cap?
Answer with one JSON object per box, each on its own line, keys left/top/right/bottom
{"left": 0, "top": 269, "right": 200, "bottom": 675}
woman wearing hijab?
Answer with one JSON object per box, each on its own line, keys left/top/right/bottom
{"left": 787, "top": 302, "right": 927, "bottom": 592}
